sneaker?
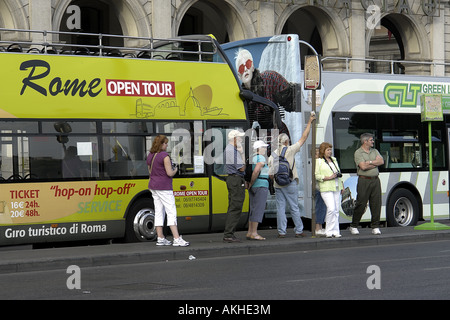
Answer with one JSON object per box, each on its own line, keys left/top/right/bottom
{"left": 156, "top": 237, "right": 172, "bottom": 246}
{"left": 315, "top": 229, "right": 326, "bottom": 237}
{"left": 372, "top": 228, "right": 382, "bottom": 235}
{"left": 173, "top": 236, "right": 190, "bottom": 247}
{"left": 349, "top": 227, "right": 359, "bottom": 235}
{"left": 326, "top": 233, "right": 342, "bottom": 238}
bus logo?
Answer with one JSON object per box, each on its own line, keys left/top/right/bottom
{"left": 384, "top": 83, "right": 422, "bottom": 108}
{"left": 106, "top": 79, "right": 175, "bottom": 98}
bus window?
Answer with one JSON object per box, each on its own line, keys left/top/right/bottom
{"left": 42, "top": 121, "right": 97, "bottom": 134}
{"left": 0, "top": 135, "right": 30, "bottom": 180}
{"left": 380, "top": 131, "right": 421, "bottom": 168}
{"left": 0, "top": 121, "right": 38, "bottom": 133}
{"left": 0, "top": 120, "right": 100, "bottom": 181}
{"left": 155, "top": 121, "right": 205, "bottom": 176}
{"left": 426, "top": 128, "right": 446, "bottom": 169}
{"left": 333, "top": 112, "right": 447, "bottom": 172}
{"left": 0, "top": 122, "right": 37, "bottom": 180}
{"left": 332, "top": 113, "right": 376, "bottom": 171}
{"left": 61, "top": 138, "right": 99, "bottom": 179}
{"left": 101, "top": 121, "right": 151, "bottom": 178}
{"left": 102, "top": 136, "right": 147, "bottom": 178}
{"left": 155, "top": 121, "right": 191, "bottom": 133}
{"left": 32, "top": 135, "right": 99, "bottom": 180}
{"left": 102, "top": 121, "right": 152, "bottom": 134}
{"left": 378, "top": 114, "right": 423, "bottom": 170}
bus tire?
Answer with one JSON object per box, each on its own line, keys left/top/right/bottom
{"left": 125, "top": 198, "right": 157, "bottom": 242}
{"left": 386, "top": 188, "right": 419, "bottom": 227}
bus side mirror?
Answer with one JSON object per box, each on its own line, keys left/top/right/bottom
{"left": 54, "top": 121, "right": 72, "bottom": 144}
{"left": 239, "top": 89, "right": 253, "bottom": 101}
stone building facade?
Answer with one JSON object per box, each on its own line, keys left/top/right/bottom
{"left": 0, "top": 0, "right": 447, "bottom": 74}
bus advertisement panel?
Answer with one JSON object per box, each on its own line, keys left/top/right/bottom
{"left": 0, "top": 52, "right": 245, "bottom": 120}
{"left": 221, "top": 34, "right": 309, "bottom": 220}
{"left": 1, "top": 180, "right": 143, "bottom": 245}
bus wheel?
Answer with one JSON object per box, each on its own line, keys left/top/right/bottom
{"left": 386, "top": 188, "right": 419, "bottom": 227}
{"left": 125, "top": 199, "right": 157, "bottom": 242}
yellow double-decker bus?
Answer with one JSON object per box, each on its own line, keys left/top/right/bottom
{"left": 0, "top": 28, "right": 280, "bottom": 246}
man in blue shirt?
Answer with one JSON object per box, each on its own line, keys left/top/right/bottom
{"left": 223, "top": 129, "right": 246, "bottom": 242}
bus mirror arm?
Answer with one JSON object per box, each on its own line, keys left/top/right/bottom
{"left": 239, "top": 89, "right": 282, "bottom": 129}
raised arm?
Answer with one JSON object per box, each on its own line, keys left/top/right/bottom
{"left": 297, "top": 112, "right": 316, "bottom": 147}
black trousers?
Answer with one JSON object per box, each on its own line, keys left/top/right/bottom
{"left": 223, "top": 175, "right": 246, "bottom": 238}
{"left": 351, "top": 176, "right": 381, "bottom": 228}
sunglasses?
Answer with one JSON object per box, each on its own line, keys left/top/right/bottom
{"left": 238, "top": 59, "right": 253, "bottom": 74}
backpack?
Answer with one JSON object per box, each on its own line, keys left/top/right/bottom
{"left": 244, "top": 157, "right": 253, "bottom": 182}
{"left": 274, "top": 147, "right": 293, "bottom": 186}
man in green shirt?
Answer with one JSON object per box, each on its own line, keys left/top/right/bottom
{"left": 350, "top": 133, "right": 384, "bottom": 235}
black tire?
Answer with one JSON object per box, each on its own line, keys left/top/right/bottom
{"left": 125, "top": 198, "right": 157, "bottom": 242}
{"left": 386, "top": 188, "right": 419, "bottom": 227}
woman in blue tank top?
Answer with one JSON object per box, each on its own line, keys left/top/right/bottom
{"left": 246, "top": 140, "right": 269, "bottom": 240}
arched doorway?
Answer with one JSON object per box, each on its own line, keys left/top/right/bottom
{"left": 176, "top": 0, "right": 252, "bottom": 43}
{"left": 0, "top": 0, "right": 28, "bottom": 30}
{"left": 368, "top": 16, "right": 404, "bottom": 74}
{"left": 281, "top": 8, "right": 323, "bottom": 56}
{"left": 58, "top": 0, "right": 124, "bottom": 53}
{"left": 279, "top": 6, "right": 349, "bottom": 71}
{"left": 367, "top": 13, "right": 430, "bottom": 75}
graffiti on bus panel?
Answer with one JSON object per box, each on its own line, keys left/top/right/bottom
{"left": 133, "top": 85, "right": 227, "bottom": 118}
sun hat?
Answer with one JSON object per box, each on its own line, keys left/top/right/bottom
{"left": 253, "top": 140, "right": 268, "bottom": 149}
{"left": 228, "top": 129, "right": 245, "bottom": 140}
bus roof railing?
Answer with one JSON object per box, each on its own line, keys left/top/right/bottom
{"left": 0, "top": 27, "right": 219, "bottom": 62}
{"left": 321, "top": 56, "right": 450, "bottom": 76}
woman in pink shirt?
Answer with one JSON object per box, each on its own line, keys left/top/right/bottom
{"left": 147, "top": 135, "right": 189, "bottom": 247}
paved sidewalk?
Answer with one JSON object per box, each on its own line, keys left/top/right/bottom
{"left": 1, "top": 221, "right": 450, "bottom": 274}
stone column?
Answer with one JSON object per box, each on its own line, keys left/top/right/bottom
{"left": 152, "top": 0, "right": 172, "bottom": 38}
{"left": 29, "top": 0, "right": 52, "bottom": 44}
{"left": 349, "top": 8, "right": 366, "bottom": 72}
{"left": 431, "top": 7, "right": 445, "bottom": 76}
{"left": 257, "top": 1, "right": 275, "bottom": 37}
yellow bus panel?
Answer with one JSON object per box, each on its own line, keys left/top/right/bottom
{"left": 0, "top": 54, "right": 246, "bottom": 120}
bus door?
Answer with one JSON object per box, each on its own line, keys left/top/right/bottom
{"left": 161, "top": 120, "right": 211, "bottom": 234}
{"left": 205, "top": 121, "right": 250, "bottom": 232}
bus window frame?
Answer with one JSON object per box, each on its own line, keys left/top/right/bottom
{"left": 0, "top": 118, "right": 213, "bottom": 182}
{"left": 332, "top": 112, "right": 448, "bottom": 173}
